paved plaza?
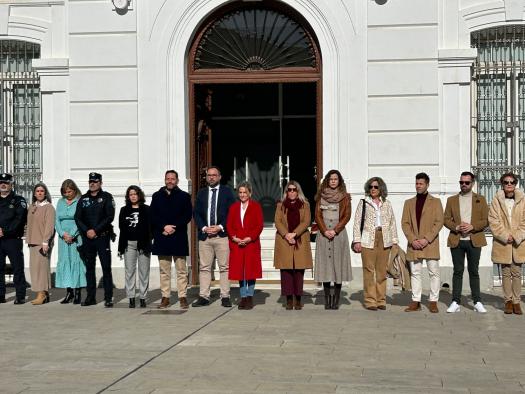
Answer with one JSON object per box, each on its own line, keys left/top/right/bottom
{"left": 1, "top": 285, "right": 524, "bottom": 394}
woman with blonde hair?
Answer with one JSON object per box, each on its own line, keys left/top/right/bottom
{"left": 314, "top": 170, "right": 352, "bottom": 310}
{"left": 273, "top": 180, "right": 313, "bottom": 310}
{"left": 353, "top": 177, "right": 398, "bottom": 310}
{"left": 55, "top": 179, "right": 86, "bottom": 304}
{"left": 26, "top": 182, "right": 55, "bottom": 305}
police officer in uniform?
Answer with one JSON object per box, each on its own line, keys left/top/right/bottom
{"left": 75, "top": 172, "right": 116, "bottom": 307}
{"left": 0, "top": 173, "right": 28, "bottom": 304}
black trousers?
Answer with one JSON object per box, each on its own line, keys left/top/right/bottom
{"left": 83, "top": 235, "right": 113, "bottom": 300}
{"left": 0, "top": 238, "right": 26, "bottom": 299}
{"left": 450, "top": 240, "right": 481, "bottom": 304}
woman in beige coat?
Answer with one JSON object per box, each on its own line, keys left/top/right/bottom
{"left": 488, "top": 172, "right": 525, "bottom": 315}
{"left": 26, "top": 183, "right": 55, "bottom": 305}
{"left": 274, "top": 180, "right": 313, "bottom": 310}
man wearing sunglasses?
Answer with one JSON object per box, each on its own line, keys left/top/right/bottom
{"left": 444, "top": 171, "right": 489, "bottom": 313}
{"left": 0, "top": 173, "right": 28, "bottom": 304}
{"left": 75, "top": 172, "right": 116, "bottom": 307}
{"left": 402, "top": 172, "right": 444, "bottom": 313}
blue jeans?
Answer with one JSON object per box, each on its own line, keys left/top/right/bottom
{"left": 239, "top": 280, "right": 256, "bottom": 297}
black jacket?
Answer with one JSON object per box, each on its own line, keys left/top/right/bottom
{"left": 0, "top": 191, "right": 27, "bottom": 239}
{"left": 118, "top": 204, "right": 152, "bottom": 255}
{"left": 75, "top": 189, "right": 115, "bottom": 236}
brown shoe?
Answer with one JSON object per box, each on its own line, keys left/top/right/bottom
{"left": 285, "top": 297, "right": 293, "bottom": 310}
{"left": 179, "top": 297, "right": 189, "bottom": 309}
{"left": 513, "top": 303, "right": 523, "bottom": 315}
{"left": 366, "top": 306, "right": 378, "bottom": 311}
{"left": 158, "top": 297, "right": 170, "bottom": 309}
{"left": 245, "top": 296, "right": 254, "bottom": 310}
{"left": 377, "top": 305, "right": 386, "bottom": 310}
{"left": 31, "top": 291, "right": 47, "bottom": 305}
{"left": 428, "top": 301, "right": 439, "bottom": 313}
{"left": 238, "top": 297, "right": 247, "bottom": 310}
{"left": 404, "top": 301, "right": 421, "bottom": 312}
{"left": 504, "top": 301, "right": 513, "bottom": 314}
{"left": 294, "top": 296, "right": 303, "bottom": 310}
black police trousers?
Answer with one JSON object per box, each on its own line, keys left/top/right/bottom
{"left": 0, "top": 238, "right": 26, "bottom": 299}
{"left": 83, "top": 235, "right": 113, "bottom": 301}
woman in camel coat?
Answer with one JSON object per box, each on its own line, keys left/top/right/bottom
{"left": 274, "top": 180, "right": 313, "bottom": 310}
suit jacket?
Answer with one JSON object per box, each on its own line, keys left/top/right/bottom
{"left": 401, "top": 193, "right": 444, "bottom": 261}
{"left": 444, "top": 192, "right": 488, "bottom": 248}
{"left": 194, "top": 184, "right": 236, "bottom": 241}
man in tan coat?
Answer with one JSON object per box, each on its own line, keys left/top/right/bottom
{"left": 401, "top": 173, "right": 444, "bottom": 313}
{"left": 444, "top": 171, "right": 488, "bottom": 313}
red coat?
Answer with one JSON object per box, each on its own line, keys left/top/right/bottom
{"left": 226, "top": 200, "right": 264, "bottom": 280}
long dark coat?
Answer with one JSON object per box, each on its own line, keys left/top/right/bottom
{"left": 227, "top": 200, "right": 264, "bottom": 280}
{"left": 150, "top": 187, "right": 192, "bottom": 256}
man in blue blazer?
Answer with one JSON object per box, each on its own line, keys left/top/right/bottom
{"left": 192, "top": 166, "right": 236, "bottom": 307}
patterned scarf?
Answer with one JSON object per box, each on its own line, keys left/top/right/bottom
{"left": 320, "top": 188, "right": 345, "bottom": 204}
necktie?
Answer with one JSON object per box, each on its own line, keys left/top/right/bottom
{"left": 210, "top": 188, "right": 217, "bottom": 226}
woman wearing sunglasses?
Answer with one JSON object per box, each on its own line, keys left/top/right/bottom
{"left": 489, "top": 172, "right": 525, "bottom": 315}
{"left": 314, "top": 170, "right": 352, "bottom": 310}
{"left": 273, "top": 181, "right": 313, "bottom": 310}
{"left": 352, "top": 177, "right": 398, "bottom": 310}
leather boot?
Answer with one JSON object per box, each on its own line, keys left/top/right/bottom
{"left": 404, "top": 301, "right": 421, "bottom": 312}
{"left": 323, "top": 286, "right": 331, "bottom": 310}
{"left": 285, "top": 296, "right": 293, "bottom": 310}
{"left": 73, "top": 288, "right": 81, "bottom": 305}
{"left": 238, "top": 297, "right": 247, "bottom": 310}
{"left": 504, "top": 301, "right": 513, "bottom": 314}
{"left": 179, "top": 297, "right": 189, "bottom": 309}
{"left": 513, "top": 303, "right": 523, "bottom": 315}
{"left": 31, "top": 291, "right": 46, "bottom": 305}
{"left": 139, "top": 299, "right": 147, "bottom": 308}
{"left": 60, "top": 288, "right": 74, "bottom": 304}
{"left": 332, "top": 287, "right": 341, "bottom": 310}
{"left": 129, "top": 298, "right": 135, "bottom": 308}
{"left": 294, "top": 296, "right": 303, "bottom": 310}
{"left": 428, "top": 301, "right": 439, "bottom": 313}
{"left": 245, "top": 296, "right": 254, "bottom": 310}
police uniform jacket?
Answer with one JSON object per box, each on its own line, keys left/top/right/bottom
{"left": 74, "top": 189, "right": 115, "bottom": 236}
{"left": 0, "top": 191, "right": 27, "bottom": 239}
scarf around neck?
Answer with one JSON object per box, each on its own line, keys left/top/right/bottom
{"left": 320, "top": 188, "right": 345, "bottom": 204}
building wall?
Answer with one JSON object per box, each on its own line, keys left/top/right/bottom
{"left": 2, "top": 0, "right": 525, "bottom": 288}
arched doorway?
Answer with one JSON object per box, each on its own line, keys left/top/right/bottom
{"left": 189, "top": 1, "right": 322, "bottom": 218}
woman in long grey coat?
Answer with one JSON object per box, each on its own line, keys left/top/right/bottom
{"left": 314, "top": 170, "right": 352, "bottom": 310}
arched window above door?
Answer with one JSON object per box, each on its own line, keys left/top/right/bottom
{"left": 193, "top": 6, "right": 318, "bottom": 71}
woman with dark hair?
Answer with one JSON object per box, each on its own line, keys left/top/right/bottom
{"left": 26, "top": 182, "right": 55, "bottom": 305}
{"left": 353, "top": 177, "right": 398, "bottom": 310}
{"left": 118, "top": 185, "right": 152, "bottom": 308}
{"left": 55, "top": 179, "right": 86, "bottom": 304}
{"left": 314, "top": 170, "right": 352, "bottom": 310}
{"left": 274, "top": 180, "right": 313, "bottom": 310}
{"left": 226, "top": 181, "right": 264, "bottom": 310}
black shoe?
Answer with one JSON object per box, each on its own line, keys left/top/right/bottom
{"left": 14, "top": 298, "right": 25, "bottom": 305}
{"left": 104, "top": 300, "right": 113, "bottom": 308}
{"left": 139, "top": 299, "right": 146, "bottom": 308}
{"left": 60, "top": 288, "right": 74, "bottom": 304}
{"left": 73, "top": 289, "right": 81, "bottom": 305}
{"left": 192, "top": 297, "right": 210, "bottom": 307}
{"left": 0, "top": 296, "right": 6, "bottom": 303}
{"left": 81, "top": 297, "right": 96, "bottom": 306}
{"left": 129, "top": 298, "right": 135, "bottom": 308}
{"left": 221, "top": 297, "right": 232, "bottom": 308}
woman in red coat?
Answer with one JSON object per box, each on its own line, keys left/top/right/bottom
{"left": 227, "top": 181, "right": 264, "bottom": 310}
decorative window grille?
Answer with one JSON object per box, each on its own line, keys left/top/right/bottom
{"left": 0, "top": 40, "right": 41, "bottom": 199}
{"left": 194, "top": 7, "right": 317, "bottom": 71}
{"left": 471, "top": 26, "right": 525, "bottom": 202}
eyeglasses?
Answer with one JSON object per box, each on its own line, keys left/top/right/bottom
{"left": 503, "top": 180, "right": 517, "bottom": 185}
{"left": 369, "top": 185, "right": 379, "bottom": 190}
{"left": 459, "top": 181, "right": 471, "bottom": 185}
{"left": 287, "top": 188, "right": 298, "bottom": 192}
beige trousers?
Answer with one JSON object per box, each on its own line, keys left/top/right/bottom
{"left": 410, "top": 259, "right": 440, "bottom": 302}
{"left": 501, "top": 263, "right": 522, "bottom": 304}
{"left": 29, "top": 245, "right": 51, "bottom": 292}
{"left": 361, "top": 230, "right": 390, "bottom": 308}
{"left": 198, "top": 236, "right": 230, "bottom": 299}
{"left": 158, "top": 256, "right": 187, "bottom": 298}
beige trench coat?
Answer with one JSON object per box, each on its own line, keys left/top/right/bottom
{"left": 273, "top": 201, "right": 313, "bottom": 269}
{"left": 488, "top": 189, "right": 525, "bottom": 264}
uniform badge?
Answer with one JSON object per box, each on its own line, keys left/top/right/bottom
{"left": 20, "top": 201, "right": 26, "bottom": 209}
{"left": 98, "top": 198, "right": 103, "bottom": 203}
{"left": 8, "top": 204, "right": 14, "bottom": 209}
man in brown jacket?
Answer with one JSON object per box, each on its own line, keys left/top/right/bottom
{"left": 444, "top": 171, "right": 488, "bottom": 313}
{"left": 401, "top": 173, "right": 444, "bottom": 313}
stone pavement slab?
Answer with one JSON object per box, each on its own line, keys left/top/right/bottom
{"left": 0, "top": 287, "right": 524, "bottom": 393}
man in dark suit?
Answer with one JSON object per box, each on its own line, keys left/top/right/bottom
{"left": 192, "top": 166, "right": 235, "bottom": 307}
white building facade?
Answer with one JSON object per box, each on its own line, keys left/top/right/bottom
{"left": 1, "top": 0, "right": 523, "bottom": 289}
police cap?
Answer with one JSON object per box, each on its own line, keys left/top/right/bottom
{"left": 88, "top": 172, "right": 102, "bottom": 182}
{"left": 0, "top": 173, "right": 13, "bottom": 183}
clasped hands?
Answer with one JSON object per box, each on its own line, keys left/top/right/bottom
{"left": 324, "top": 230, "right": 336, "bottom": 240}
{"left": 163, "top": 225, "right": 176, "bottom": 236}
{"left": 232, "top": 236, "right": 252, "bottom": 247}
{"left": 456, "top": 222, "right": 474, "bottom": 237}
{"left": 203, "top": 225, "right": 221, "bottom": 236}
{"left": 63, "top": 231, "right": 74, "bottom": 244}
{"left": 284, "top": 232, "right": 297, "bottom": 245}
{"left": 411, "top": 238, "right": 429, "bottom": 250}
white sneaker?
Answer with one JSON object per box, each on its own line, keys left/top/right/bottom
{"left": 473, "top": 302, "right": 487, "bottom": 313}
{"left": 447, "top": 301, "right": 460, "bottom": 313}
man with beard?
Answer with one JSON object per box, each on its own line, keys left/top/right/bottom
{"left": 0, "top": 173, "right": 28, "bottom": 304}
{"left": 150, "top": 170, "right": 192, "bottom": 309}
